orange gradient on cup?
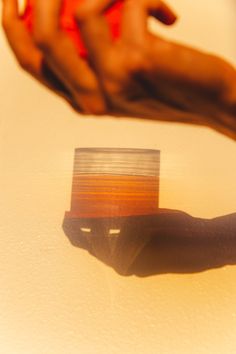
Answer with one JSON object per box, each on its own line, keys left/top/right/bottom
{"left": 65, "top": 148, "right": 160, "bottom": 218}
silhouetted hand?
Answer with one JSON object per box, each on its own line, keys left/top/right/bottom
{"left": 2, "top": 0, "right": 236, "bottom": 139}
{"left": 63, "top": 209, "right": 236, "bottom": 276}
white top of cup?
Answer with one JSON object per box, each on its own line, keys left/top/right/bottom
{"left": 73, "top": 148, "right": 160, "bottom": 176}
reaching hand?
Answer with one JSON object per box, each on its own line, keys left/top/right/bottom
{"left": 2, "top": 0, "right": 236, "bottom": 139}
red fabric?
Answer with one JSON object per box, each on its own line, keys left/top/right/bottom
{"left": 22, "top": 0, "right": 123, "bottom": 58}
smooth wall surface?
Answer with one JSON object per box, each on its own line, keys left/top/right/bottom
{"left": 1, "top": 1, "right": 236, "bottom": 353}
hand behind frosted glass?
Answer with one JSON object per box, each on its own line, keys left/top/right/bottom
{"left": 63, "top": 210, "right": 236, "bottom": 276}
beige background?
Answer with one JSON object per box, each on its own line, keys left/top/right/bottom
{"left": 1, "top": 0, "right": 236, "bottom": 353}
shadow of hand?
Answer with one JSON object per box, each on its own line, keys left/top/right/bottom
{"left": 63, "top": 209, "right": 236, "bottom": 276}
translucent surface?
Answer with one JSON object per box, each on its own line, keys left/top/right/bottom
{"left": 68, "top": 148, "right": 160, "bottom": 217}
{"left": 73, "top": 148, "right": 160, "bottom": 176}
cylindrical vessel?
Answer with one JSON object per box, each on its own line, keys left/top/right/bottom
{"left": 67, "top": 148, "right": 160, "bottom": 218}
{"left": 63, "top": 147, "right": 160, "bottom": 274}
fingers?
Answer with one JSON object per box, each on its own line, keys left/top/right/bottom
{"left": 2, "top": 0, "right": 42, "bottom": 76}
{"left": 121, "top": 0, "right": 177, "bottom": 46}
{"left": 121, "top": 0, "right": 146, "bottom": 47}
{"left": 75, "top": 0, "right": 114, "bottom": 72}
{"left": 2, "top": 0, "right": 106, "bottom": 114}
{"left": 34, "top": 0, "right": 62, "bottom": 37}
{"left": 75, "top": 0, "right": 177, "bottom": 73}
{"left": 149, "top": 1, "right": 178, "bottom": 25}
{"left": 33, "top": 0, "right": 107, "bottom": 114}
{"left": 2, "top": 0, "right": 74, "bottom": 102}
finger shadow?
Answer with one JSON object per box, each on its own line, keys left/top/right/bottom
{"left": 62, "top": 210, "right": 236, "bottom": 276}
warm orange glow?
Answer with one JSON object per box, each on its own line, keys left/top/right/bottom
{"left": 68, "top": 174, "right": 159, "bottom": 217}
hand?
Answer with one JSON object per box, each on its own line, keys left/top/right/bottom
{"left": 3, "top": 0, "right": 178, "bottom": 116}
{"left": 63, "top": 210, "right": 236, "bottom": 276}
{"left": 2, "top": 0, "right": 236, "bottom": 139}
{"left": 72, "top": 0, "right": 236, "bottom": 138}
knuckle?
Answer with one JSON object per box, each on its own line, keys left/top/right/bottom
{"left": 103, "top": 79, "right": 122, "bottom": 97}
{"left": 74, "top": 94, "right": 108, "bottom": 116}
{"left": 18, "top": 57, "right": 33, "bottom": 73}
{"left": 32, "top": 30, "right": 57, "bottom": 52}
{"left": 125, "top": 50, "right": 149, "bottom": 74}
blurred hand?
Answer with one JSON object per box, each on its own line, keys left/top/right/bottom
{"left": 2, "top": 0, "right": 236, "bottom": 138}
{"left": 2, "top": 0, "right": 75, "bottom": 103}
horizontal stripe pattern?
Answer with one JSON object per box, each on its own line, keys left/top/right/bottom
{"left": 71, "top": 175, "right": 159, "bottom": 217}
{"left": 73, "top": 148, "right": 160, "bottom": 177}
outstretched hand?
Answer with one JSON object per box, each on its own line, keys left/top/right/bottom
{"left": 2, "top": 0, "right": 236, "bottom": 138}
{"left": 63, "top": 210, "right": 236, "bottom": 276}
